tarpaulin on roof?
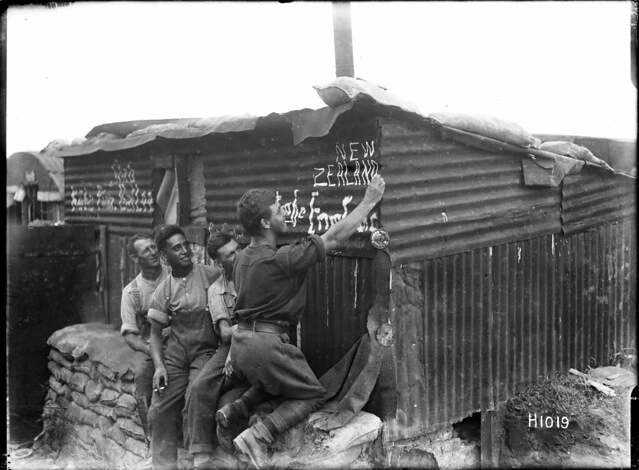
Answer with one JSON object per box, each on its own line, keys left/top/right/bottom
{"left": 52, "top": 79, "right": 423, "bottom": 158}
{"left": 54, "top": 114, "right": 261, "bottom": 157}
{"left": 54, "top": 107, "right": 359, "bottom": 157}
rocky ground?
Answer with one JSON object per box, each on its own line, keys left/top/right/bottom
{"left": 7, "top": 365, "right": 635, "bottom": 469}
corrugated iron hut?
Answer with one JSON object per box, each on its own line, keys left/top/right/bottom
{"left": 7, "top": 150, "right": 65, "bottom": 225}
{"left": 50, "top": 84, "right": 636, "bottom": 446}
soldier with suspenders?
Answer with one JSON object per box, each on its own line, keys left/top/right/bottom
{"left": 146, "top": 225, "right": 224, "bottom": 470}
{"left": 120, "top": 233, "right": 170, "bottom": 441}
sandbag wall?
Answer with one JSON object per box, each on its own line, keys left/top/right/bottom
{"left": 43, "top": 323, "right": 149, "bottom": 466}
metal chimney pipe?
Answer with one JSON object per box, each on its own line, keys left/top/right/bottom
{"left": 332, "top": 2, "right": 355, "bottom": 78}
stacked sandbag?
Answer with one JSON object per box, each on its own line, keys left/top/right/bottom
{"left": 539, "top": 140, "right": 614, "bottom": 170}
{"left": 44, "top": 323, "right": 149, "bottom": 468}
{"left": 428, "top": 112, "right": 541, "bottom": 148}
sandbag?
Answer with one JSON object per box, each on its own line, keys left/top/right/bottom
{"left": 49, "top": 348, "right": 74, "bottom": 368}
{"left": 68, "top": 372, "right": 90, "bottom": 393}
{"left": 117, "top": 417, "right": 146, "bottom": 441}
{"left": 70, "top": 390, "right": 92, "bottom": 410}
{"left": 48, "top": 375, "right": 67, "bottom": 395}
{"left": 428, "top": 112, "right": 538, "bottom": 148}
{"left": 113, "top": 393, "right": 137, "bottom": 418}
{"left": 72, "top": 360, "right": 97, "bottom": 379}
{"left": 96, "top": 362, "right": 118, "bottom": 381}
{"left": 48, "top": 361, "right": 73, "bottom": 384}
{"left": 98, "top": 373, "right": 123, "bottom": 393}
{"left": 45, "top": 389, "right": 57, "bottom": 403}
{"left": 79, "top": 407, "right": 100, "bottom": 426}
{"left": 97, "top": 415, "right": 113, "bottom": 432}
{"left": 56, "top": 395, "right": 71, "bottom": 409}
{"left": 65, "top": 402, "right": 85, "bottom": 422}
{"left": 75, "top": 424, "right": 96, "bottom": 446}
{"left": 85, "top": 380, "right": 104, "bottom": 402}
{"left": 121, "top": 381, "right": 135, "bottom": 395}
{"left": 123, "top": 436, "right": 148, "bottom": 457}
{"left": 313, "top": 76, "right": 421, "bottom": 114}
{"left": 106, "top": 424, "right": 128, "bottom": 445}
{"left": 539, "top": 141, "right": 614, "bottom": 170}
{"left": 100, "top": 387, "right": 121, "bottom": 407}
{"left": 89, "top": 402, "right": 115, "bottom": 419}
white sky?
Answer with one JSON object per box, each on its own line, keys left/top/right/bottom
{"left": 5, "top": 1, "right": 637, "bottom": 157}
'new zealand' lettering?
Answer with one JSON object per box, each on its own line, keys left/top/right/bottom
{"left": 313, "top": 159, "right": 379, "bottom": 188}
{"left": 335, "top": 140, "right": 376, "bottom": 162}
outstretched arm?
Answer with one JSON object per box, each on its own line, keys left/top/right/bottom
{"left": 320, "top": 174, "right": 385, "bottom": 252}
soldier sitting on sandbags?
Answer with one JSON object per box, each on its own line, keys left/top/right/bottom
{"left": 146, "top": 225, "right": 224, "bottom": 470}
{"left": 120, "top": 233, "right": 170, "bottom": 441}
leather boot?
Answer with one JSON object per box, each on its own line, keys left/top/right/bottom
{"left": 216, "top": 399, "right": 249, "bottom": 428}
{"left": 233, "top": 421, "right": 274, "bottom": 469}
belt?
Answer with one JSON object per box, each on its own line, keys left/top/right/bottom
{"left": 237, "top": 320, "right": 288, "bottom": 335}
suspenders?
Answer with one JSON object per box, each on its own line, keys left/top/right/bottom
{"left": 130, "top": 278, "right": 142, "bottom": 316}
{"left": 162, "top": 264, "right": 211, "bottom": 321}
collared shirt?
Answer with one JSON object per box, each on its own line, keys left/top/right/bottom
{"left": 231, "top": 234, "right": 326, "bottom": 324}
{"left": 120, "top": 266, "right": 170, "bottom": 337}
{"left": 208, "top": 274, "right": 236, "bottom": 334}
{"left": 148, "top": 264, "right": 222, "bottom": 325}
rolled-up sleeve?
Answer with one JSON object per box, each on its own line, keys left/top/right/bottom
{"left": 120, "top": 287, "right": 139, "bottom": 335}
{"left": 147, "top": 281, "right": 170, "bottom": 325}
{"left": 208, "top": 277, "right": 231, "bottom": 332}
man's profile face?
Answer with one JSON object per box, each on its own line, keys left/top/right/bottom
{"left": 216, "top": 239, "right": 239, "bottom": 274}
{"left": 133, "top": 238, "right": 161, "bottom": 269}
{"left": 161, "top": 233, "right": 192, "bottom": 270}
{"left": 267, "top": 200, "right": 288, "bottom": 235}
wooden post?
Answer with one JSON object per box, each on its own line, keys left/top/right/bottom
{"left": 175, "top": 155, "right": 191, "bottom": 227}
{"left": 332, "top": 2, "right": 355, "bottom": 78}
{"left": 98, "top": 224, "right": 109, "bottom": 323}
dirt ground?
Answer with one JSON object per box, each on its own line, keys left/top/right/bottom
{"left": 499, "top": 365, "right": 635, "bottom": 469}
{"left": 7, "top": 365, "right": 636, "bottom": 469}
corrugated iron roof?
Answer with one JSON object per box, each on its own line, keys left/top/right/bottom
{"left": 7, "top": 151, "right": 64, "bottom": 194}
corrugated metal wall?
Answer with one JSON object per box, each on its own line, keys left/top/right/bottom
{"left": 64, "top": 152, "right": 155, "bottom": 230}
{"left": 303, "top": 256, "right": 376, "bottom": 377}
{"left": 562, "top": 166, "right": 636, "bottom": 235}
{"left": 385, "top": 217, "right": 636, "bottom": 441}
{"left": 380, "top": 120, "right": 563, "bottom": 266}
{"left": 200, "top": 115, "right": 382, "bottom": 247}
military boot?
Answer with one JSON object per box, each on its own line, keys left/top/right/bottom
{"left": 216, "top": 399, "right": 250, "bottom": 428}
{"left": 233, "top": 421, "right": 274, "bottom": 469}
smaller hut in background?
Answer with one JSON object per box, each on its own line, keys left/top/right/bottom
{"left": 7, "top": 150, "right": 65, "bottom": 225}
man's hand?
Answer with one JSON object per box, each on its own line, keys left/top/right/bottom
{"left": 223, "top": 350, "right": 234, "bottom": 377}
{"left": 153, "top": 365, "right": 168, "bottom": 395}
{"left": 218, "top": 320, "right": 233, "bottom": 344}
{"left": 362, "top": 174, "right": 385, "bottom": 206}
{"left": 161, "top": 326, "right": 171, "bottom": 341}
{"left": 321, "top": 173, "right": 386, "bottom": 252}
